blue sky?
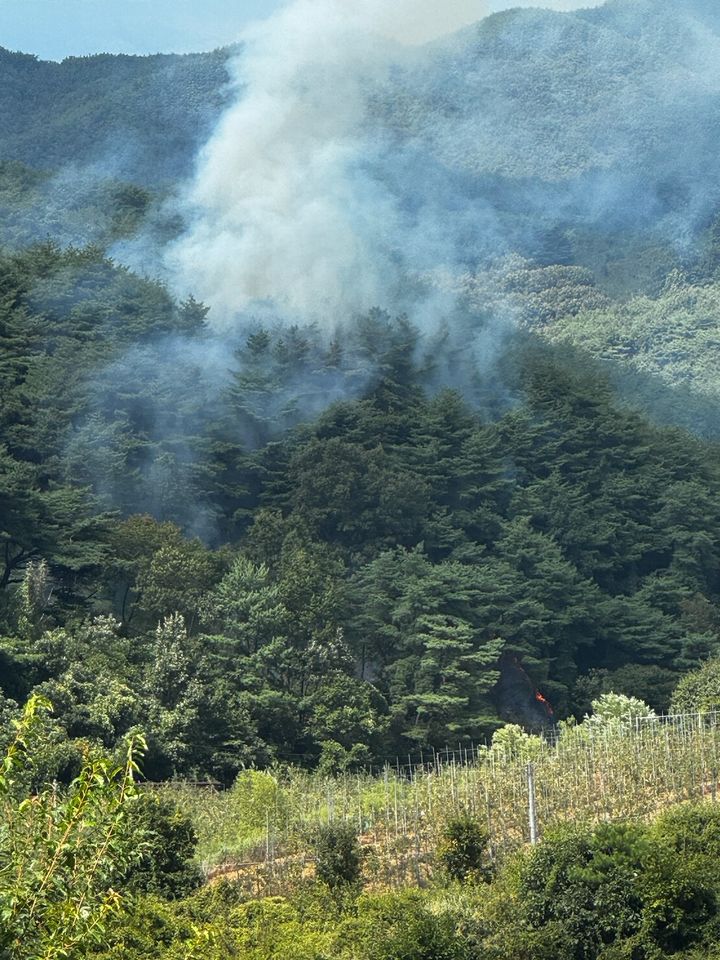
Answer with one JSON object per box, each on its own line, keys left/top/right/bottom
{"left": 0, "top": 2, "right": 595, "bottom": 61}
{"left": 0, "top": 0, "right": 284, "bottom": 60}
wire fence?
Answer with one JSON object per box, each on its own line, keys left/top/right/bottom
{"left": 167, "top": 711, "right": 720, "bottom": 894}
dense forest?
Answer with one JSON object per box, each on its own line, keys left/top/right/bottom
{"left": 2, "top": 237, "right": 720, "bottom": 780}
{"left": 0, "top": 46, "right": 232, "bottom": 184}
{"left": 4, "top": 0, "right": 720, "bottom": 955}
{"left": 2, "top": 0, "right": 720, "bottom": 782}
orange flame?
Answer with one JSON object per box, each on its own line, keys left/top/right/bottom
{"left": 535, "top": 691, "right": 554, "bottom": 716}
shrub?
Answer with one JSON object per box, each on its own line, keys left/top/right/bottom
{"left": 437, "top": 815, "right": 491, "bottom": 883}
{"left": 517, "top": 823, "right": 647, "bottom": 959}
{"left": 584, "top": 692, "right": 655, "bottom": 727}
{"left": 641, "top": 803, "right": 720, "bottom": 954}
{"left": 672, "top": 659, "right": 720, "bottom": 715}
{"left": 311, "top": 821, "right": 363, "bottom": 891}
{"left": 349, "top": 891, "right": 471, "bottom": 960}
{"left": 122, "top": 791, "right": 203, "bottom": 899}
{"left": 0, "top": 696, "right": 147, "bottom": 959}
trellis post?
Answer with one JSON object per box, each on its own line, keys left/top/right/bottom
{"left": 527, "top": 762, "right": 539, "bottom": 845}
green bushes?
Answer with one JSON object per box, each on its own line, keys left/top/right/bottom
{"left": 122, "top": 792, "right": 203, "bottom": 900}
{"left": 641, "top": 804, "right": 720, "bottom": 954}
{"left": 88, "top": 886, "right": 473, "bottom": 960}
{"left": 437, "top": 815, "right": 492, "bottom": 883}
{"left": 349, "top": 891, "right": 472, "bottom": 960}
{"left": 505, "top": 809, "right": 720, "bottom": 960}
{"left": 672, "top": 660, "right": 720, "bottom": 715}
{"left": 515, "top": 823, "right": 647, "bottom": 959}
{"left": 0, "top": 696, "right": 146, "bottom": 960}
{"left": 79, "top": 801, "right": 720, "bottom": 959}
{"left": 311, "top": 821, "right": 363, "bottom": 891}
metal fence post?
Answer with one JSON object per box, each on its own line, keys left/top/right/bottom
{"left": 527, "top": 762, "right": 539, "bottom": 845}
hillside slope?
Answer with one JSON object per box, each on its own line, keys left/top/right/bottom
{"left": 0, "top": 46, "right": 232, "bottom": 185}
{"left": 3, "top": 0, "right": 719, "bottom": 220}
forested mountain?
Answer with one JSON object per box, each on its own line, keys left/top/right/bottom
{"left": 5, "top": 0, "right": 720, "bottom": 209}
{"left": 3, "top": 239, "right": 720, "bottom": 780}
{"left": 2, "top": 0, "right": 720, "bottom": 782}
{"left": 3, "top": 0, "right": 720, "bottom": 403}
{"left": 0, "top": 46, "right": 232, "bottom": 185}
{"left": 7, "top": 2, "right": 720, "bottom": 955}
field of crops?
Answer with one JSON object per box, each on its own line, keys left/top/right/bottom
{"left": 165, "top": 713, "right": 720, "bottom": 893}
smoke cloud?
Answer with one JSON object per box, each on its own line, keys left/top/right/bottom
{"left": 165, "top": 0, "right": 602, "bottom": 328}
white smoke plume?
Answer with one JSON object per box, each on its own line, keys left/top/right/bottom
{"left": 166, "top": 0, "right": 601, "bottom": 329}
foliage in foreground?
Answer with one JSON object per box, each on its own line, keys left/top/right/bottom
{"left": 166, "top": 695, "right": 719, "bottom": 873}
{"left": 4, "top": 701, "right": 720, "bottom": 960}
{"left": 79, "top": 802, "right": 720, "bottom": 960}
{"left": 0, "top": 696, "right": 145, "bottom": 960}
